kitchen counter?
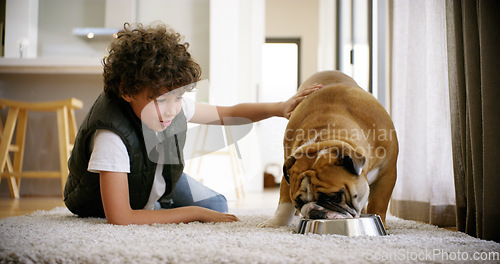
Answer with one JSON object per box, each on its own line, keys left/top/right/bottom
{"left": 0, "top": 58, "right": 103, "bottom": 74}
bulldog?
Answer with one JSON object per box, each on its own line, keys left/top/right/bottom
{"left": 259, "top": 70, "right": 398, "bottom": 227}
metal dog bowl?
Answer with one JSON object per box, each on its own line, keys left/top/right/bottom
{"left": 297, "top": 214, "right": 388, "bottom": 236}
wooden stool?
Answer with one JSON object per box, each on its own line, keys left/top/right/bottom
{"left": 0, "top": 98, "right": 83, "bottom": 198}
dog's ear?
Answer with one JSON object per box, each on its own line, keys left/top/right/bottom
{"left": 282, "top": 155, "right": 296, "bottom": 184}
{"left": 341, "top": 155, "right": 366, "bottom": 175}
{"left": 338, "top": 147, "right": 366, "bottom": 175}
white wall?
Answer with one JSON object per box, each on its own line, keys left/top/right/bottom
{"left": 37, "top": 0, "right": 107, "bottom": 58}
{"left": 265, "top": 0, "right": 319, "bottom": 83}
{"left": 4, "top": 0, "right": 39, "bottom": 58}
{"left": 317, "top": 0, "right": 336, "bottom": 71}
{"left": 35, "top": 0, "right": 210, "bottom": 80}
{"left": 136, "top": 0, "right": 210, "bottom": 81}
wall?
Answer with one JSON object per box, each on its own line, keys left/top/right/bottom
{"left": 265, "top": 0, "right": 319, "bottom": 82}
{"left": 37, "top": 0, "right": 107, "bottom": 58}
{"left": 36, "top": 0, "right": 210, "bottom": 80}
{"left": 4, "top": 0, "right": 39, "bottom": 58}
{"left": 136, "top": 0, "right": 210, "bottom": 81}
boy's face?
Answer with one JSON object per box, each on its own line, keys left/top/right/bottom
{"left": 122, "top": 88, "right": 184, "bottom": 132}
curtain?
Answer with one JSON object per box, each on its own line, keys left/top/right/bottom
{"left": 445, "top": 0, "right": 500, "bottom": 242}
{"left": 389, "top": 0, "right": 456, "bottom": 227}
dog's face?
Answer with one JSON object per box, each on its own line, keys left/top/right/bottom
{"left": 284, "top": 142, "right": 369, "bottom": 219}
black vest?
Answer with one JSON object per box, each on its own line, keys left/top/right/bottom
{"left": 64, "top": 92, "right": 186, "bottom": 217}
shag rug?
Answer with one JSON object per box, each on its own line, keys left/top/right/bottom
{"left": 1, "top": 207, "right": 499, "bottom": 264}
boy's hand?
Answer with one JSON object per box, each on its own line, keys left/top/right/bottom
{"left": 198, "top": 207, "right": 240, "bottom": 223}
{"left": 282, "top": 83, "right": 323, "bottom": 119}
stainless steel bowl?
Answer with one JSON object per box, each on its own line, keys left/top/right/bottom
{"left": 297, "top": 214, "right": 388, "bottom": 236}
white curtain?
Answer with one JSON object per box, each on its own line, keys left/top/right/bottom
{"left": 389, "top": 0, "right": 456, "bottom": 226}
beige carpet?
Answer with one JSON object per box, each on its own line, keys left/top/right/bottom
{"left": 0, "top": 207, "right": 499, "bottom": 263}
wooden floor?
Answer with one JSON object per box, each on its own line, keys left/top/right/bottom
{"left": 0, "top": 196, "right": 66, "bottom": 219}
{"left": 0, "top": 188, "right": 280, "bottom": 219}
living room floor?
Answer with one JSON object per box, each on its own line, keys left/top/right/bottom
{"left": 0, "top": 188, "right": 280, "bottom": 219}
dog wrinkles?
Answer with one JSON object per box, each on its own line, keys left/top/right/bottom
{"left": 284, "top": 124, "right": 396, "bottom": 143}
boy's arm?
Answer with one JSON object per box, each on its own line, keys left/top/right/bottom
{"left": 99, "top": 171, "right": 239, "bottom": 225}
{"left": 189, "top": 83, "right": 322, "bottom": 125}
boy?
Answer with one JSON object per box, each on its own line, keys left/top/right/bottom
{"left": 64, "top": 22, "right": 321, "bottom": 225}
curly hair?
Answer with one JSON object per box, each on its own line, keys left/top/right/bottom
{"left": 103, "top": 22, "right": 201, "bottom": 99}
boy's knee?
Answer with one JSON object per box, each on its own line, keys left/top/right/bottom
{"left": 203, "top": 193, "right": 228, "bottom": 213}
{"left": 214, "top": 194, "right": 228, "bottom": 212}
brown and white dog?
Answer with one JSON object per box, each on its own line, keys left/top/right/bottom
{"left": 258, "top": 70, "right": 398, "bottom": 227}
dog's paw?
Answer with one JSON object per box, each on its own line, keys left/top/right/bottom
{"left": 257, "top": 217, "right": 288, "bottom": 228}
{"left": 257, "top": 219, "right": 280, "bottom": 228}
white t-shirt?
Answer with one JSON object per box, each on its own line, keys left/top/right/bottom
{"left": 88, "top": 97, "right": 195, "bottom": 210}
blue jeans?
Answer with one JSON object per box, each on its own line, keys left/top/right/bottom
{"left": 155, "top": 173, "right": 228, "bottom": 213}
